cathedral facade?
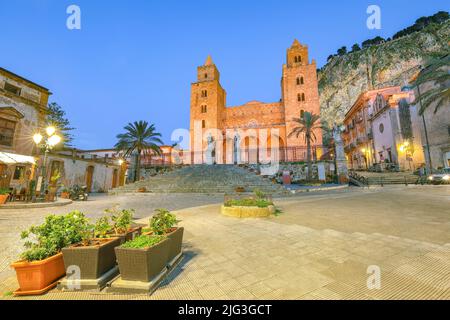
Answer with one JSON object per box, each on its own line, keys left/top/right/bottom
{"left": 189, "top": 40, "right": 323, "bottom": 165}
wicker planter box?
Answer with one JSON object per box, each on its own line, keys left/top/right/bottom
{"left": 115, "top": 238, "right": 170, "bottom": 282}
{"left": 62, "top": 238, "right": 121, "bottom": 280}
{"left": 166, "top": 227, "right": 184, "bottom": 263}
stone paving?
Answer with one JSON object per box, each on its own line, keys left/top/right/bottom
{"left": 1, "top": 186, "right": 449, "bottom": 300}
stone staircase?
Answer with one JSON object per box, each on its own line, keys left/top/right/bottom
{"left": 110, "top": 165, "right": 288, "bottom": 194}
{"left": 352, "top": 171, "right": 419, "bottom": 186}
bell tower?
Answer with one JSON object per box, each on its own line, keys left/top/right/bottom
{"left": 189, "top": 56, "right": 226, "bottom": 162}
{"left": 282, "top": 39, "right": 322, "bottom": 149}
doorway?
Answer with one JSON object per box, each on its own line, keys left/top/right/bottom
{"left": 86, "top": 166, "right": 94, "bottom": 193}
{"left": 112, "top": 168, "right": 118, "bottom": 189}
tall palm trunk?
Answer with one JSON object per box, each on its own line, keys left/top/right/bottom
{"left": 135, "top": 149, "right": 141, "bottom": 182}
{"left": 306, "top": 132, "right": 312, "bottom": 181}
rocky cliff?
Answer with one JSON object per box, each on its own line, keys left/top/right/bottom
{"left": 318, "top": 20, "right": 450, "bottom": 126}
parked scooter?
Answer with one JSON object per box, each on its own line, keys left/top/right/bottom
{"left": 70, "top": 185, "right": 89, "bottom": 201}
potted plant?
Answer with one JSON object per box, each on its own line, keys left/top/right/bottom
{"left": 60, "top": 186, "right": 70, "bottom": 199}
{"left": 10, "top": 211, "right": 90, "bottom": 295}
{"left": 105, "top": 207, "right": 144, "bottom": 244}
{"left": 0, "top": 188, "right": 10, "bottom": 204}
{"left": 115, "top": 235, "right": 170, "bottom": 282}
{"left": 145, "top": 209, "right": 184, "bottom": 264}
{"left": 61, "top": 219, "right": 121, "bottom": 283}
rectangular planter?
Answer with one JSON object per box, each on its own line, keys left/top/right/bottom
{"left": 115, "top": 237, "right": 170, "bottom": 282}
{"left": 62, "top": 237, "right": 121, "bottom": 280}
{"left": 167, "top": 227, "right": 184, "bottom": 263}
{"left": 11, "top": 253, "right": 65, "bottom": 294}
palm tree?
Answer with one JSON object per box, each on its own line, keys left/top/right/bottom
{"left": 115, "top": 121, "right": 163, "bottom": 182}
{"left": 412, "top": 55, "right": 449, "bottom": 115}
{"left": 288, "top": 111, "right": 321, "bottom": 181}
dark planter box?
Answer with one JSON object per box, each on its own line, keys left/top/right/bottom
{"left": 115, "top": 238, "right": 170, "bottom": 282}
{"left": 62, "top": 237, "right": 121, "bottom": 280}
{"left": 109, "top": 225, "right": 144, "bottom": 245}
{"left": 167, "top": 227, "right": 184, "bottom": 262}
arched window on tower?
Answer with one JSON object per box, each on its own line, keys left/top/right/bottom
{"left": 294, "top": 57, "right": 298, "bottom": 63}
{"left": 298, "top": 56, "right": 302, "bottom": 63}
{"left": 201, "top": 90, "right": 208, "bottom": 98}
{"left": 300, "top": 110, "right": 305, "bottom": 119}
{"left": 296, "top": 77, "right": 304, "bottom": 85}
{"left": 202, "top": 120, "right": 206, "bottom": 128}
{"left": 204, "top": 73, "right": 208, "bottom": 79}
{"left": 302, "top": 93, "right": 306, "bottom": 101}
{"left": 201, "top": 105, "right": 207, "bottom": 113}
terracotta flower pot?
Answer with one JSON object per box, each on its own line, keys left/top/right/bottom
{"left": 115, "top": 238, "right": 170, "bottom": 282}
{"left": 61, "top": 192, "right": 70, "bottom": 199}
{"left": 0, "top": 194, "right": 9, "bottom": 204}
{"left": 11, "top": 253, "right": 66, "bottom": 295}
{"left": 62, "top": 238, "right": 121, "bottom": 280}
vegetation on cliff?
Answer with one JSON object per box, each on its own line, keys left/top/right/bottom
{"left": 319, "top": 12, "right": 449, "bottom": 126}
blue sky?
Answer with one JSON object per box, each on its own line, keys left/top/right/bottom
{"left": 0, "top": 0, "right": 447, "bottom": 149}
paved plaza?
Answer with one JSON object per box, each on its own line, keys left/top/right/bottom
{"left": 1, "top": 186, "right": 449, "bottom": 300}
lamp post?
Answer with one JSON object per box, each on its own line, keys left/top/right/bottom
{"left": 33, "top": 126, "right": 61, "bottom": 201}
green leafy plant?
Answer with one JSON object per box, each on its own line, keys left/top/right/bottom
{"left": 20, "top": 211, "right": 90, "bottom": 262}
{"left": 0, "top": 188, "right": 10, "bottom": 195}
{"left": 253, "top": 189, "right": 267, "bottom": 200}
{"left": 149, "top": 209, "right": 178, "bottom": 235}
{"left": 224, "top": 198, "right": 274, "bottom": 208}
{"left": 121, "top": 235, "right": 166, "bottom": 249}
{"left": 106, "top": 207, "right": 135, "bottom": 235}
{"left": 94, "top": 216, "right": 113, "bottom": 238}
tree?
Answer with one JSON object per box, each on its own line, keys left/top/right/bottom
{"left": 115, "top": 121, "right": 163, "bottom": 182}
{"left": 337, "top": 46, "right": 347, "bottom": 56}
{"left": 47, "top": 102, "right": 75, "bottom": 146}
{"left": 362, "top": 36, "right": 385, "bottom": 49}
{"left": 412, "top": 55, "right": 450, "bottom": 115}
{"left": 351, "top": 43, "right": 361, "bottom": 52}
{"left": 288, "top": 112, "right": 321, "bottom": 181}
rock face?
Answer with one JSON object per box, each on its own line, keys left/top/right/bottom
{"left": 318, "top": 21, "right": 450, "bottom": 126}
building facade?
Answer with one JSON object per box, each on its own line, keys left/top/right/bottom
{"left": 0, "top": 67, "right": 122, "bottom": 194}
{"left": 343, "top": 86, "right": 425, "bottom": 171}
{"left": 0, "top": 68, "right": 50, "bottom": 189}
{"left": 189, "top": 40, "right": 323, "bottom": 165}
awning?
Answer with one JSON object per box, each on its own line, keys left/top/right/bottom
{"left": 0, "top": 152, "right": 36, "bottom": 165}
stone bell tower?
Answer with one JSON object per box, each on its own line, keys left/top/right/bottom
{"left": 282, "top": 39, "right": 322, "bottom": 149}
{"left": 189, "top": 55, "right": 227, "bottom": 163}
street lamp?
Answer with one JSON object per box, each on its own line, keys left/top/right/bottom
{"left": 33, "top": 127, "right": 61, "bottom": 201}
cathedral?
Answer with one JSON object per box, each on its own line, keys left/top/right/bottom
{"left": 189, "top": 40, "right": 323, "bottom": 165}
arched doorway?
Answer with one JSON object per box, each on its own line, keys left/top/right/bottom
{"left": 86, "top": 165, "right": 94, "bottom": 193}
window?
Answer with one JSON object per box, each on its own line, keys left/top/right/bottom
{"left": 297, "top": 77, "right": 304, "bottom": 85}
{"left": 4, "top": 82, "right": 21, "bottom": 96}
{"left": 300, "top": 110, "right": 305, "bottom": 119}
{"left": 201, "top": 90, "right": 208, "bottom": 98}
{"left": 202, "top": 120, "right": 206, "bottom": 128}
{"left": 13, "top": 166, "right": 25, "bottom": 180}
{"left": 201, "top": 105, "right": 207, "bottom": 113}
{"left": 0, "top": 118, "right": 16, "bottom": 146}
{"left": 379, "top": 123, "right": 384, "bottom": 134}
{"left": 297, "top": 93, "right": 305, "bottom": 102}
{"left": 204, "top": 73, "right": 208, "bottom": 79}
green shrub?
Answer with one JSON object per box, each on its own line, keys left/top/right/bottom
{"left": 224, "top": 198, "right": 274, "bottom": 208}
{"left": 20, "top": 211, "right": 90, "bottom": 262}
{"left": 0, "top": 188, "right": 10, "bottom": 195}
{"left": 121, "top": 235, "right": 166, "bottom": 249}
{"left": 149, "top": 209, "right": 178, "bottom": 235}
{"left": 253, "top": 189, "right": 267, "bottom": 200}
{"left": 94, "top": 216, "right": 113, "bottom": 238}
{"left": 106, "top": 207, "right": 134, "bottom": 235}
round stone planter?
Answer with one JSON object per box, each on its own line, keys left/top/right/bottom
{"left": 221, "top": 205, "right": 275, "bottom": 218}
